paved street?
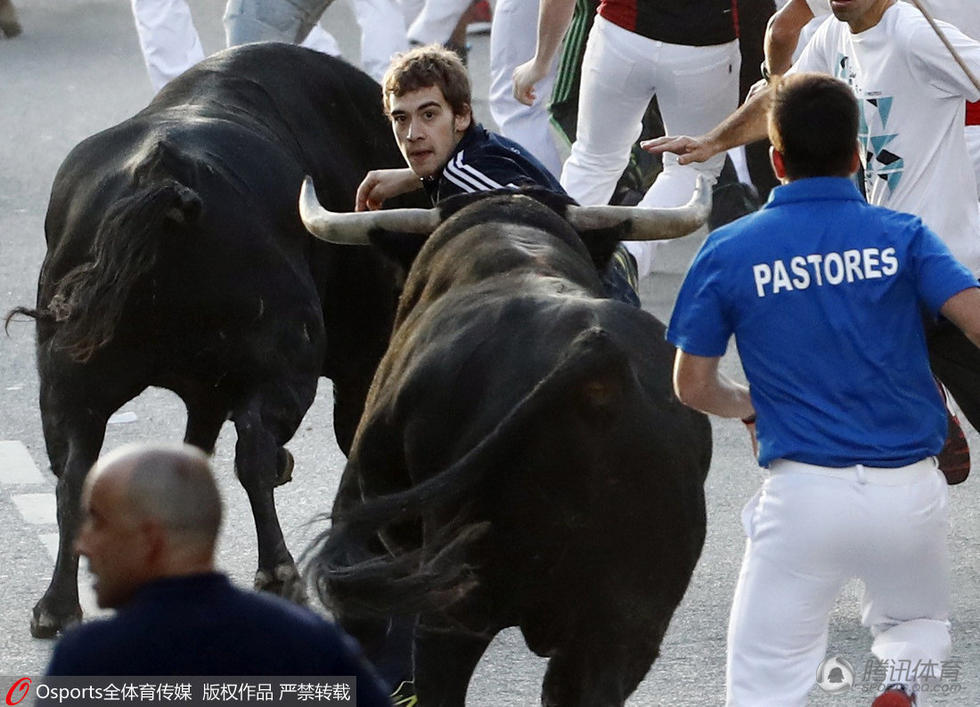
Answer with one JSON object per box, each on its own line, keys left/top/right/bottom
{"left": 1, "top": 1, "right": 979, "bottom": 704}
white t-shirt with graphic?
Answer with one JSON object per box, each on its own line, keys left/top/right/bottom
{"left": 800, "top": 1, "right": 980, "bottom": 59}
{"left": 807, "top": 0, "right": 980, "bottom": 38}
{"left": 790, "top": 2, "right": 980, "bottom": 273}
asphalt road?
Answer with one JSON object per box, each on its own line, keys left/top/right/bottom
{"left": 1, "top": 2, "right": 979, "bottom": 704}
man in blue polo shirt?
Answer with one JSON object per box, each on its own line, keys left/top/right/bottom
{"left": 668, "top": 72, "right": 980, "bottom": 707}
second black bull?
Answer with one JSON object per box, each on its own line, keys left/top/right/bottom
{"left": 301, "top": 182, "right": 714, "bottom": 705}
{"left": 9, "top": 43, "right": 427, "bottom": 638}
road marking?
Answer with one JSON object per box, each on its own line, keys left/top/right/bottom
{"left": 38, "top": 532, "right": 59, "bottom": 562}
{"left": 2, "top": 440, "right": 108, "bottom": 620}
{"left": 12, "top": 493, "right": 57, "bottom": 525}
{"left": 0, "top": 440, "right": 45, "bottom": 485}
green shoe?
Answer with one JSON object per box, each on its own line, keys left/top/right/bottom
{"left": 391, "top": 680, "right": 418, "bottom": 707}
{"left": 610, "top": 243, "right": 640, "bottom": 291}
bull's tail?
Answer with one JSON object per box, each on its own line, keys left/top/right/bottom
{"left": 307, "top": 326, "right": 629, "bottom": 619}
{"left": 7, "top": 179, "right": 201, "bottom": 362}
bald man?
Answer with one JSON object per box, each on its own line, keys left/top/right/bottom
{"left": 45, "top": 443, "right": 392, "bottom": 704}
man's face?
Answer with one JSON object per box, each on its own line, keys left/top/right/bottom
{"left": 830, "top": 0, "right": 894, "bottom": 32}
{"left": 75, "top": 465, "right": 151, "bottom": 609}
{"left": 388, "top": 84, "right": 471, "bottom": 179}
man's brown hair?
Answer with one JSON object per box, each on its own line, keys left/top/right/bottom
{"left": 768, "top": 72, "right": 859, "bottom": 179}
{"left": 382, "top": 44, "right": 471, "bottom": 117}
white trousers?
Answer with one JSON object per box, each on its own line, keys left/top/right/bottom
{"left": 224, "top": 0, "right": 332, "bottom": 45}
{"left": 224, "top": 0, "right": 403, "bottom": 82}
{"left": 966, "top": 124, "right": 980, "bottom": 199}
{"left": 350, "top": 0, "right": 409, "bottom": 83}
{"left": 131, "top": 0, "right": 205, "bottom": 93}
{"left": 559, "top": 15, "right": 740, "bottom": 279}
{"left": 727, "top": 459, "right": 951, "bottom": 706}
{"left": 488, "top": 0, "right": 562, "bottom": 178}
{"left": 133, "top": 0, "right": 344, "bottom": 93}
{"left": 403, "top": 0, "right": 470, "bottom": 45}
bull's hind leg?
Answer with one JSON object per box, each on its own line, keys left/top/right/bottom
{"left": 182, "top": 394, "right": 229, "bottom": 455}
{"left": 232, "top": 384, "right": 314, "bottom": 605}
{"left": 540, "top": 623, "right": 663, "bottom": 707}
{"left": 413, "top": 626, "right": 494, "bottom": 707}
{"left": 31, "top": 400, "right": 107, "bottom": 637}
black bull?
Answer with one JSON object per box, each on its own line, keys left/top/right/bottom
{"left": 8, "top": 43, "right": 428, "bottom": 638}
{"left": 303, "top": 188, "right": 714, "bottom": 706}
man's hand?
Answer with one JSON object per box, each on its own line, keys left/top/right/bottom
{"left": 355, "top": 168, "right": 420, "bottom": 211}
{"left": 640, "top": 135, "right": 717, "bottom": 166}
{"left": 513, "top": 60, "right": 548, "bottom": 107}
{"left": 745, "top": 77, "right": 769, "bottom": 102}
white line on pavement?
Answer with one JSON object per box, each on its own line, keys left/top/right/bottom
{"left": 0, "top": 440, "right": 45, "bottom": 485}
{"left": 12, "top": 493, "right": 57, "bottom": 526}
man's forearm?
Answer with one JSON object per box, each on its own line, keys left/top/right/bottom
{"left": 707, "top": 85, "right": 773, "bottom": 153}
{"left": 673, "top": 351, "right": 755, "bottom": 420}
{"left": 533, "top": 0, "right": 577, "bottom": 71}
{"left": 676, "top": 372, "right": 753, "bottom": 419}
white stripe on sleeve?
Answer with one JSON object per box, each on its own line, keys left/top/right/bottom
{"left": 445, "top": 152, "right": 505, "bottom": 191}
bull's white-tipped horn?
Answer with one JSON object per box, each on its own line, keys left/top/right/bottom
{"left": 299, "top": 176, "right": 441, "bottom": 245}
{"left": 566, "top": 174, "right": 712, "bottom": 240}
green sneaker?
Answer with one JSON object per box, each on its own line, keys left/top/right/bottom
{"left": 610, "top": 243, "right": 640, "bottom": 291}
{"left": 390, "top": 680, "right": 418, "bottom": 707}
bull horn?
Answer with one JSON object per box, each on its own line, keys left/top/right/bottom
{"left": 566, "top": 174, "right": 712, "bottom": 240}
{"left": 299, "top": 176, "right": 441, "bottom": 245}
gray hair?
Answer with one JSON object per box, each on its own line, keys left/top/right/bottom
{"left": 103, "top": 442, "right": 223, "bottom": 544}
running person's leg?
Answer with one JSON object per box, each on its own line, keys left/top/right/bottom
{"left": 489, "top": 0, "right": 563, "bottom": 177}
{"left": 131, "top": 0, "right": 205, "bottom": 92}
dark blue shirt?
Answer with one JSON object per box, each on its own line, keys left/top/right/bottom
{"left": 45, "top": 573, "right": 391, "bottom": 706}
{"left": 422, "top": 123, "right": 564, "bottom": 205}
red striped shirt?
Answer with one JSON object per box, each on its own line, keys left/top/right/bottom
{"left": 597, "top": 0, "right": 739, "bottom": 47}
{"left": 967, "top": 100, "right": 980, "bottom": 127}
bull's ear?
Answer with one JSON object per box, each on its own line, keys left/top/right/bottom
{"left": 368, "top": 229, "right": 429, "bottom": 275}
{"left": 577, "top": 227, "right": 624, "bottom": 272}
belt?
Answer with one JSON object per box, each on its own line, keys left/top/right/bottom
{"left": 768, "top": 457, "right": 938, "bottom": 486}
{"left": 967, "top": 100, "right": 980, "bottom": 126}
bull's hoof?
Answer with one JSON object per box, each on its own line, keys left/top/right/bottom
{"left": 30, "top": 601, "right": 81, "bottom": 639}
{"left": 0, "top": 19, "right": 21, "bottom": 38}
{"left": 0, "top": 3, "right": 21, "bottom": 38}
{"left": 275, "top": 448, "right": 294, "bottom": 487}
{"left": 254, "top": 563, "right": 307, "bottom": 605}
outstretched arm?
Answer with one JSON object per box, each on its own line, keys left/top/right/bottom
{"left": 641, "top": 86, "right": 773, "bottom": 165}
{"left": 512, "top": 0, "right": 578, "bottom": 106}
{"left": 355, "top": 168, "right": 421, "bottom": 211}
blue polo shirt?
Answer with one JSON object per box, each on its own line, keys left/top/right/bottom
{"left": 668, "top": 177, "right": 978, "bottom": 468}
